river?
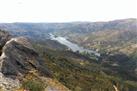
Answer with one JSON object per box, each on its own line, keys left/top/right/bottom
{"left": 49, "top": 33, "right": 100, "bottom": 57}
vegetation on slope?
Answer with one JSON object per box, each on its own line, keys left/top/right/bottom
{"left": 33, "top": 42, "right": 137, "bottom": 91}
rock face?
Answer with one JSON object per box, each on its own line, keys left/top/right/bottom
{"left": 0, "top": 73, "right": 20, "bottom": 91}
{"left": 0, "top": 37, "right": 50, "bottom": 77}
{"left": 0, "top": 30, "right": 51, "bottom": 90}
{"left": 0, "top": 30, "right": 11, "bottom": 48}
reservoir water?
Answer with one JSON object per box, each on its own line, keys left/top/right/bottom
{"left": 49, "top": 33, "right": 100, "bottom": 57}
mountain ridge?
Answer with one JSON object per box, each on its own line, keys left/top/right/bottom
{"left": 0, "top": 18, "right": 136, "bottom": 91}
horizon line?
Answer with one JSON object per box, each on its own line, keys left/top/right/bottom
{"left": 0, "top": 18, "right": 136, "bottom": 23}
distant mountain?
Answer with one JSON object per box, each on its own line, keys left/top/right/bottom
{"left": 0, "top": 18, "right": 136, "bottom": 39}
{"left": 0, "top": 18, "right": 136, "bottom": 54}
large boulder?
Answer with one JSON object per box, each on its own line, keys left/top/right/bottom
{"left": 0, "top": 37, "right": 51, "bottom": 78}
{"left": 0, "top": 30, "right": 52, "bottom": 90}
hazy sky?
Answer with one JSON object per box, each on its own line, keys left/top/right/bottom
{"left": 0, "top": 0, "right": 136, "bottom": 22}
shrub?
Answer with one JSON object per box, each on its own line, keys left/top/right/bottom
{"left": 22, "top": 80, "right": 45, "bottom": 91}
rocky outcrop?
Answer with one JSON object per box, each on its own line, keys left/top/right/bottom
{"left": 1, "top": 37, "right": 51, "bottom": 77}
{"left": 0, "top": 30, "right": 51, "bottom": 90}
{"left": 0, "top": 73, "right": 20, "bottom": 91}
{"left": 0, "top": 30, "right": 11, "bottom": 49}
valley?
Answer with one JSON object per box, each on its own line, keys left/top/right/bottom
{"left": 49, "top": 33, "right": 100, "bottom": 57}
{"left": 0, "top": 18, "right": 136, "bottom": 91}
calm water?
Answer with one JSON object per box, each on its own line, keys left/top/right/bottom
{"left": 49, "top": 33, "right": 100, "bottom": 57}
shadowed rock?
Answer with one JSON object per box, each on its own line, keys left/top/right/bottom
{"left": 0, "top": 36, "right": 51, "bottom": 78}
{"left": 0, "top": 30, "right": 52, "bottom": 90}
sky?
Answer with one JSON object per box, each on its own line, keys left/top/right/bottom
{"left": 0, "top": 0, "right": 136, "bottom": 22}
